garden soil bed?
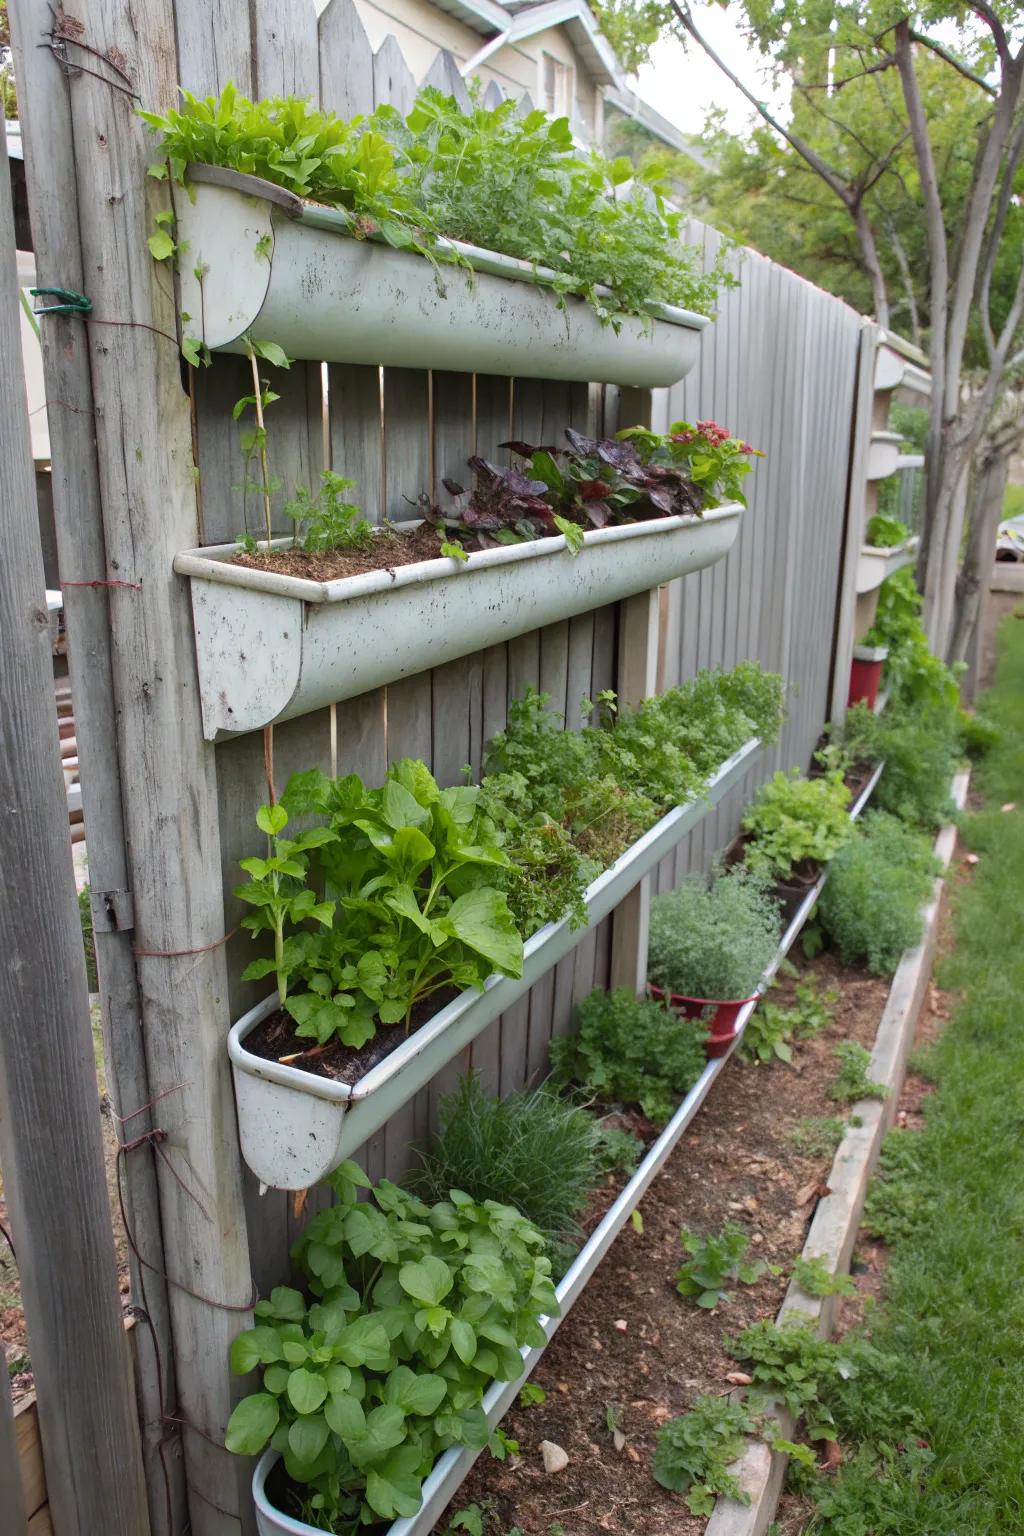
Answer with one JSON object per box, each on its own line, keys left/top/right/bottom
{"left": 444, "top": 949, "right": 893, "bottom": 1536}
{"left": 234, "top": 522, "right": 445, "bottom": 582}
{"left": 243, "top": 988, "right": 460, "bottom": 1084}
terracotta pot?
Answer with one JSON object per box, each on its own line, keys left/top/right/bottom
{"left": 648, "top": 985, "right": 757, "bottom": 1059}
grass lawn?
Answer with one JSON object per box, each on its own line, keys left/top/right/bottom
{"left": 803, "top": 614, "right": 1024, "bottom": 1534}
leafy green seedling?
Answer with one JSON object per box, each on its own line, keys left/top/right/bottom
{"left": 829, "top": 1041, "right": 888, "bottom": 1104}
{"left": 518, "top": 1382, "right": 546, "bottom": 1408}
{"left": 676, "top": 1222, "right": 768, "bottom": 1309}
{"left": 234, "top": 803, "right": 336, "bottom": 1007}
{"left": 653, "top": 1395, "right": 756, "bottom": 1514}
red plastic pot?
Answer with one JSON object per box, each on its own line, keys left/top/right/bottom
{"left": 648, "top": 985, "right": 758, "bottom": 1059}
{"left": 848, "top": 644, "right": 889, "bottom": 709}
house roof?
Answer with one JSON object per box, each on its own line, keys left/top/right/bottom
{"left": 443, "top": 0, "right": 690, "bottom": 153}
{"left": 457, "top": 0, "right": 624, "bottom": 87}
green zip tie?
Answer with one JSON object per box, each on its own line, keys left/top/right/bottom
{"left": 31, "top": 286, "right": 93, "bottom": 318}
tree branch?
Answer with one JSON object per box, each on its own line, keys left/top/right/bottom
{"left": 908, "top": 29, "right": 998, "bottom": 96}
{"left": 885, "top": 215, "right": 923, "bottom": 348}
{"left": 968, "top": 2, "right": 1012, "bottom": 73}
{"left": 893, "top": 21, "right": 949, "bottom": 405}
{"left": 670, "top": 1, "right": 854, "bottom": 207}
{"left": 978, "top": 111, "right": 1024, "bottom": 359}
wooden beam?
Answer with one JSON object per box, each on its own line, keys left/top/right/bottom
{"left": 9, "top": 4, "right": 257, "bottom": 1530}
{"left": 7, "top": 5, "right": 186, "bottom": 1527}
{"left": 608, "top": 386, "right": 660, "bottom": 996}
{"left": 0, "top": 114, "right": 151, "bottom": 1536}
{"left": 829, "top": 321, "right": 880, "bottom": 721}
{"left": 0, "top": 1361, "right": 28, "bottom": 1536}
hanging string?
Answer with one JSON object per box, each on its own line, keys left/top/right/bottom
{"left": 132, "top": 926, "right": 239, "bottom": 960}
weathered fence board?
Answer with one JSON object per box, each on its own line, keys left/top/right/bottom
{"left": 0, "top": 108, "right": 151, "bottom": 1536}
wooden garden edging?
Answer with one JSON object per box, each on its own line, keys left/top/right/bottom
{"left": 705, "top": 769, "right": 970, "bottom": 1536}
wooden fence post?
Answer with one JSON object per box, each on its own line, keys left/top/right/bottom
{"left": 0, "top": 113, "right": 151, "bottom": 1536}
{"left": 829, "top": 320, "right": 880, "bottom": 723}
{"left": 609, "top": 387, "right": 660, "bottom": 994}
{"left": 8, "top": 5, "right": 257, "bottom": 1531}
{"left": 7, "top": 4, "right": 186, "bottom": 1526}
{"left": 0, "top": 1359, "right": 28, "bottom": 1536}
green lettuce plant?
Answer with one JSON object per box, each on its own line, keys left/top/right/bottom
{"left": 865, "top": 512, "right": 911, "bottom": 548}
{"left": 225, "top": 1163, "right": 557, "bottom": 1530}
{"left": 741, "top": 769, "right": 854, "bottom": 880}
{"left": 236, "top": 759, "right": 522, "bottom": 1047}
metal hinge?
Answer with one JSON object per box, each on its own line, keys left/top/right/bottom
{"left": 89, "top": 887, "right": 135, "bottom": 934}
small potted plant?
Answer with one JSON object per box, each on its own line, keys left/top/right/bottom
{"left": 646, "top": 867, "right": 781, "bottom": 1056}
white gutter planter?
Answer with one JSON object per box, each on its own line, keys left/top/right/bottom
{"left": 172, "top": 165, "right": 710, "bottom": 386}
{"left": 856, "top": 533, "right": 919, "bottom": 594}
{"left": 229, "top": 737, "right": 762, "bottom": 1191}
{"left": 874, "top": 341, "right": 932, "bottom": 397}
{"left": 867, "top": 430, "right": 904, "bottom": 480}
{"left": 247, "top": 760, "right": 885, "bottom": 1536}
{"left": 175, "top": 505, "right": 743, "bottom": 741}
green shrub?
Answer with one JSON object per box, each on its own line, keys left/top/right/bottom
{"left": 742, "top": 769, "right": 853, "bottom": 879}
{"left": 225, "top": 1164, "right": 556, "bottom": 1529}
{"left": 864, "top": 568, "right": 960, "bottom": 713}
{"left": 874, "top": 709, "right": 959, "bottom": 829}
{"left": 413, "top": 1072, "right": 602, "bottom": 1247}
{"left": 837, "top": 701, "right": 959, "bottom": 830}
{"left": 819, "top": 812, "right": 939, "bottom": 974}
{"left": 550, "top": 988, "right": 707, "bottom": 1126}
{"left": 957, "top": 707, "right": 1002, "bottom": 759}
{"left": 648, "top": 865, "right": 781, "bottom": 1001}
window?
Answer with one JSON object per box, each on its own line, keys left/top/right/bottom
{"left": 540, "top": 52, "right": 571, "bottom": 117}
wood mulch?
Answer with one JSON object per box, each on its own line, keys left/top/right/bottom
{"left": 447, "top": 950, "right": 892, "bottom": 1535}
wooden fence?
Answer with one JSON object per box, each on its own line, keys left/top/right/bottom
{"left": 5, "top": 0, "right": 874, "bottom": 1530}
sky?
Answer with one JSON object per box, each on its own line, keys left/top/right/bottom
{"left": 633, "top": 4, "right": 790, "bottom": 137}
